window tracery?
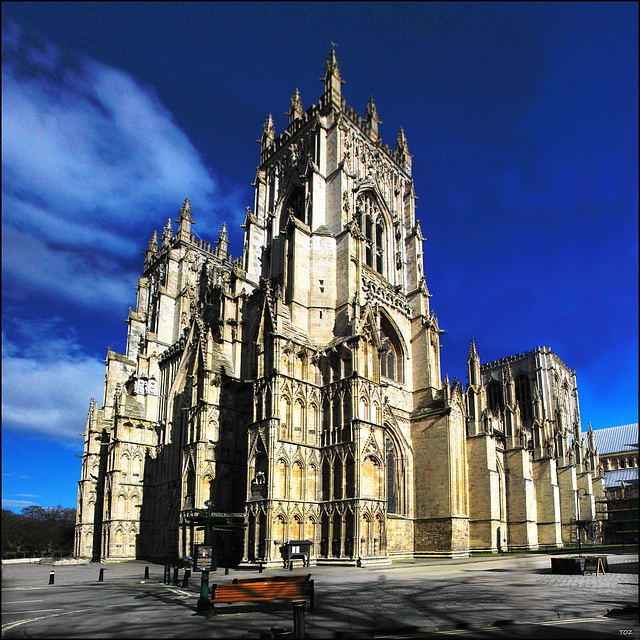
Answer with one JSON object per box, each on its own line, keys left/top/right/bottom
{"left": 355, "top": 191, "right": 385, "bottom": 276}
{"left": 379, "top": 314, "right": 404, "bottom": 384}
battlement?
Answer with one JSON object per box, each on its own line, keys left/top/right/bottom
{"left": 480, "top": 345, "right": 576, "bottom": 375}
{"left": 480, "top": 345, "right": 549, "bottom": 370}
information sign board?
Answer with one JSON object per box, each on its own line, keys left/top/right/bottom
{"left": 193, "top": 544, "right": 217, "bottom": 572}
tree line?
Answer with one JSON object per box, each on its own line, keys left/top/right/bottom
{"left": 2, "top": 506, "right": 76, "bottom": 558}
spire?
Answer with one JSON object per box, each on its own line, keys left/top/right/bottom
{"left": 180, "top": 197, "right": 192, "bottom": 223}
{"left": 178, "top": 197, "right": 193, "bottom": 240}
{"left": 468, "top": 338, "right": 478, "bottom": 359}
{"left": 467, "top": 338, "right": 480, "bottom": 386}
{"left": 162, "top": 218, "right": 174, "bottom": 245}
{"left": 147, "top": 229, "right": 159, "bottom": 254}
{"left": 219, "top": 221, "right": 229, "bottom": 244}
{"left": 260, "top": 113, "right": 275, "bottom": 149}
{"left": 587, "top": 420, "right": 596, "bottom": 451}
{"left": 321, "top": 47, "right": 343, "bottom": 84}
{"left": 503, "top": 363, "right": 515, "bottom": 406}
{"left": 366, "top": 96, "right": 380, "bottom": 125}
{"left": 365, "top": 96, "right": 381, "bottom": 139}
{"left": 396, "top": 126, "right": 411, "bottom": 169}
{"left": 216, "top": 221, "right": 229, "bottom": 258}
{"left": 533, "top": 382, "right": 543, "bottom": 420}
{"left": 320, "top": 46, "right": 345, "bottom": 110}
{"left": 287, "top": 88, "right": 303, "bottom": 124}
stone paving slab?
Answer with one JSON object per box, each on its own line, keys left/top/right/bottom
{"left": 2, "top": 554, "right": 637, "bottom": 638}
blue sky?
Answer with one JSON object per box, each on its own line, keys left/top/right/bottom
{"left": 2, "top": 2, "right": 637, "bottom": 511}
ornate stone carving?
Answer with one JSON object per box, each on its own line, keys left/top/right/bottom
{"left": 361, "top": 274, "right": 411, "bottom": 318}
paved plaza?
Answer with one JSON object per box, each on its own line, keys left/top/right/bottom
{"left": 2, "top": 552, "right": 638, "bottom": 638}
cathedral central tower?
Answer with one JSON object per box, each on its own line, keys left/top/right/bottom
{"left": 242, "top": 48, "right": 440, "bottom": 564}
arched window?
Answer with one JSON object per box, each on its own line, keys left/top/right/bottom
{"left": 293, "top": 399, "right": 304, "bottom": 441}
{"left": 515, "top": 375, "right": 533, "bottom": 423}
{"left": 355, "top": 192, "right": 385, "bottom": 276}
{"left": 487, "top": 381, "right": 503, "bottom": 414}
{"left": 306, "top": 464, "right": 317, "bottom": 501}
{"left": 280, "top": 397, "right": 291, "bottom": 440}
{"left": 276, "top": 459, "right": 288, "bottom": 498}
{"left": 308, "top": 404, "right": 319, "bottom": 444}
{"left": 333, "top": 458, "right": 343, "bottom": 500}
{"left": 255, "top": 392, "right": 263, "bottom": 422}
{"left": 322, "top": 459, "right": 331, "bottom": 500}
{"left": 379, "top": 314, "right": 404, "bottom": 384}
{"left": 386, "top": 438, "right": 396, "bottom": 514}
{"left": 283, "top": 186, "right": 306, "bottom": 225}
{"left": 291, "top": 462, "right": 303, "bottom": 500}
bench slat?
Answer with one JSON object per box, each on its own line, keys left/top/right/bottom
{"left": 210, "top": 580, "right": 314, "bottom": 614}
{"left": 233, "top": 574, "right": 310, "bottom": 584}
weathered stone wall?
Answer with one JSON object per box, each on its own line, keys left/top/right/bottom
{"left": 505, "top": 447, "right": 539, "bottom": 550}
{"left": 532, "top": 457, "right": 562, "bottom": 547}
{"left": 467, "top": 434, "right": 501, "bottom": 551}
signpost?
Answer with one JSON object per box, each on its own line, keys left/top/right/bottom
{"left": 178, "top": 500, "right": 247, "bottom": 613}
{"left": 194, "top": 544, "right": 216, "bottom": 572}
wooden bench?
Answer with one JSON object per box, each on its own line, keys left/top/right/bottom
{"left": 232, "top": 573, "right": 311, "bottom": 584}
{"left": 210, "top": 579, "right": 314, "bottom": 614}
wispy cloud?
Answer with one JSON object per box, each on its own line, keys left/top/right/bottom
{"left": 1, "top": 23, "right": 244, "bottom": 312}
{"left": 2, "top": 321, "right": 105, "bottom": 444}
{"left": 2, "top": 499, "right": 40, "bottom": 509}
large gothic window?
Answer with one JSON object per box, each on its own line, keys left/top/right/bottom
{"left": 284, "top": 187, "right": 306, "bottom": 225}
{"left": 355, "top": 192, "right": 385, "bottom": 276}
{"left": 515, "top": 375, "right": 533, "bottom": 423}
{"left": 379, "top": 314, "right": 404, "bottom": 384}
{"left": 487, "top": 381, "right": 503, "bottom": 413}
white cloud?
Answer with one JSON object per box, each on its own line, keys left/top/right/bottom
{"left": 1, "top": 24, "right": 245, "bottom": 312}
{"left": 2, "top": 328, "right": 105, "bottom": 444}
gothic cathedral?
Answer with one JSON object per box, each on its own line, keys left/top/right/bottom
{"left": 75, "top": 50, "right": 604, "bottom": 565}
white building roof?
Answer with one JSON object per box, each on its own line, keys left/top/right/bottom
{"left": 585, "top": 423, "right": 638, "bottom": 455}
{"left": 604, "top": 467, "right": 639, "bottom": 488}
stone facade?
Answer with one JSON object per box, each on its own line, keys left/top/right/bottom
{"left": 75, "top": 50, "right": 604, "bottom": 565}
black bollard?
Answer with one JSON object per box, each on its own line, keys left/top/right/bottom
{"left": 271, "top": 626, "right": 293, "bottom": 639}
{"left": 173, "top": 566, "right": 179, "bottom": 586}
{"left": 49, "top": 571, "right": 54, "bottom": 585}
{"left": 164, "top": 563, "right": 170, "bottom": 584}
{"left": 292, "top": 600, "right": 306, "bottom": 639}
{"left": 225, "top": 565, "right": 229, "bottom": 576}
{"left": 98, "top": 568, "right": 104, "bottom": 582}
{"left": 289, "top": 559, "right": 294, "bottom": 571}
{"left": 144, "top": 566, "right": 149, "bottom": 580}
{"left": 182, "top": 569, "right": 190, "bottom": 588}
{"left": 258, "top": 562, "right": 263, "bottom": 574}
